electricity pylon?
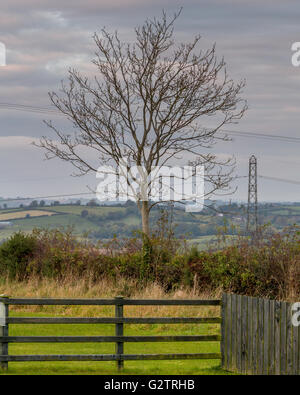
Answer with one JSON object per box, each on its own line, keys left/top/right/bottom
{"left": 246, "top": 155, "right": 258, "bottom": 233}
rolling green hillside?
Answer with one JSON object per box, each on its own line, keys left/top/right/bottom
{"left": 0, "top": 204, "right": 222, "bottom": 245}
{"left": 0, "top": 202, "right": 300, "bottom": 245}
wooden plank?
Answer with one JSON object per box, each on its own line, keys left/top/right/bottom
{"left": 0, "top": 335, "right": 221, "bottom": 343}
{"left": 257, "top": 298, "right": 264, "bottom": 375}
{"left": 7, "top": 317, "right": 221, "bottom": 325}
{"left": 252, "top": 297, "right": 258, "bottom": 375}
{"left": 120, "top": 299, "right": 222, "bottom": 306}
{"left": 263, "top": 298, "right": 270, "bottom": 375}
{"left": 226, "top": 293, "right": 232, "bottom": 371}
{"left": 241, "top": 295, "right": 248, "bottom": 374}
{"left": 247, "top": 296, "right": 253, "bottom": 375}
{"left": 280, "top": 302, "right": 287, "bottom": 375}
{"left": 236, "top": 295, "right": 242, "bottom": 372}
{"left": 269, "top": 299, "right": 275, "bottom": 375}
{"left": 0, "top": 353, "right": 222, "bottom": 362}
{"left": 231, "top": 294, "right": 237, "bottom": 372}
{"left": 115, "top": 297, "right": 124, "bottom": 370}
{"left": 7, "top": 298, "right": 221, "bottom": 306}
{"left": 274, "top": 300, "right": 281, "bottom": 375}
{"left": 221, "top": 294, "right": 226, "bottom": 369}
{"left": 286, "top": 302, "right": 293, "bottom": 375}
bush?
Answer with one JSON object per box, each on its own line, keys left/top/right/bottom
{"left": 186, "top": 228, "right": 300, "bottom": 299}
{"left": 0, "top": 226, "right": 300, "bottom": 300}
{"left": 81, "top": 210, "right": 89, "bottom": 218}
{"left": 0, "top": 232, "right": 37, "bottom": 280}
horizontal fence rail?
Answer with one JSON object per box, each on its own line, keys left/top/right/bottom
{"left": 0, "top": 335, "right": 221, "bottom": 343}
{"left": 8, "top": 317, "right": 221, "bottom": 325}
{"left": 4, "top": 298, "right": 221, "bottom": 306}
{"left": 0, "top": 296, "right": 221, "bottom": 371}
{"left": 0, "top": 353, "right": 221, "bottom": 362}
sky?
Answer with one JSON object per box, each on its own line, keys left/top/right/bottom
{"left": 0, "top": 0, "right": 300, "bottom": 202}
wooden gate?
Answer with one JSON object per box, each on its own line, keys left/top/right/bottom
{"left": 0, "top": 295, "right": 221, "bottom": 371}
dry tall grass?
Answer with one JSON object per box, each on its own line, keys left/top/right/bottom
{"left": 0, "top": 277, "right": 221, "bottom": 319}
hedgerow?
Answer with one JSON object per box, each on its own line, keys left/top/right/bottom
{"left": 0, "top": 226, "right": 299, "bottom": 300}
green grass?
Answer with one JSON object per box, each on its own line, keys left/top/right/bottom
{"left": 0, "top": 214, "right": 101, "bottom": 242}
{"left": 188, "top": 235, "right": 244, "bottom": 250}
{"left": 2, "top": 202, "right": 300, "bottom": 245}
{"left": 0, "top": 312, "right": 229, "bottom": 375}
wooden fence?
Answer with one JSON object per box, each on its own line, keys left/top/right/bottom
{"left": 0, "top": 296, "right": 221, "bottom": 371}
{"left": 221, "top": 293, "right": 300, "bottom": 375}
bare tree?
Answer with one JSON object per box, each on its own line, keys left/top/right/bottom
{"left": 36, "top": 10, "right": 247, "bottom": 237}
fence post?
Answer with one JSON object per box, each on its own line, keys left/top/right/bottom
{"left": 221, "top": 294, "right": 226, "bottom": 370}
{"left": 0, "top": 295, "right": 9, "bottom": 371}
{"left": 115, "top": 296, "right": 124, "bottom": 371}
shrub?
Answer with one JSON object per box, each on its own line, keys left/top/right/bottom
{"left": 81, "top": 210, "right": 89, "bottom": 218}
{"left": 0, "top": 226, "right": 300, "bottom": 300}
{"left": 186, "top": 228, "right": 300, "bottom": 299}
{"left": 0, "top": 232, "right": 37, "bottom": 280}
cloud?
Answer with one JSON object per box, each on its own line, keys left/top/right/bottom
{"left": 0, "top": 0, "right": 299, "bottom": 200}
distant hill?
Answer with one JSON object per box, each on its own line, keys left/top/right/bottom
{"left": 0, "top": 202, "right": 299, "bottom": 245}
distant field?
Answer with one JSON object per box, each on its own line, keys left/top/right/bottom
{"left": 0, "top": 210, "right": 56, "bottom": 221}
{"left": 1, "top": 202, "right": 299, "bottom": 244}
{"left": 188, "top": 235, "right": 244, "bottom": 250}
{"left": 189, "top": 236, "right": 218, "bottom": 249}
{"left": 51, "top": 205, "right": 125, "bottom": 215}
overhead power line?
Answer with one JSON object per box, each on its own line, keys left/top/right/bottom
{"left": 219, "top": 128, "right": 300, "bottom": 143}
{"left": 259, "top": 175, "right": 300, "bottom": 186}
{"left": 0, "top": 102, "right": 60, "bottom": 115}
{"left": 1, "top": 102, "right": 300, "bottom": 143}
{"left": 2, "top": 175, "right": 300, "bottom": 204}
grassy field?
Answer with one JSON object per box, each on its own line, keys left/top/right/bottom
{"left": 1, "top": 312, "right": 226, "bottom": 375}
{"left": 0, "top": 279, "right": 230, "bottom": 375}
{"left": 1, "top": 202, "right": 299, "bottom": 245}
{"left": 50, "top": 205, "right": 125, "bottom": 215}
{"left": 0, "top": 204, "right": 215, "bottom": 245}
{"left": 0, "top": 210, "right": 56, "bottom": 221}
{"left": 188, "top": 236, "right": 219, "bottom": 250}
{"left": 0, "top": 212, "right": 101, "bottom": 241}
{"left": 0, "top": 205, "right": 133, "bottom": 241}
{"left": 1, "top": 202, "right": 300, "bottom": 243}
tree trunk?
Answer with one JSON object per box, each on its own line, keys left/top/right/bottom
{"left": 140, "top": 200, "right": 151, "bottom": 268}
{"left": 141, "top": 200, "right": 150, "bottom": 237}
